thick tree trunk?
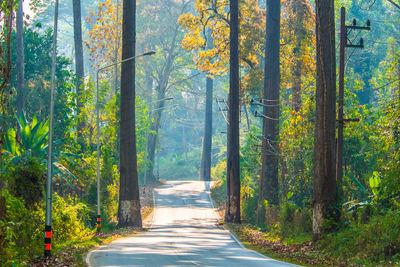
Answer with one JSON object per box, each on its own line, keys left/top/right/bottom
{"left": 72, "top": 0, "right": 85, "bottom": 146}
{"left": 313, "top": 0, "right": 338, "bottom": 240}
{"left": 225, "top": 0, "right": 240, "bottom": 223}
{"left": 118, "top": 0, "right": 142, "bottom": 227}
{"left": 200, "top": 75, "right": 213, "bottom": 181}
{"left": 291, "top": 0, "right": 307, "bottom": 112}
{"left": 16, "top": 2, "right": 24, "bottom": 115}
{"left": 257, "top": 0, "right": 281, "bottom": 227}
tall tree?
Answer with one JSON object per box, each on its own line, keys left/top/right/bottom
{"left": 16, "top": 1, "right": 24, "bottom": 115}
{"left": 143, "top": 0, "right": 191, "bottom": 183}
{"left": 225, "top": 0, "right": 240, "bottom": 223}
{"left": 290, "top": 0, "right": 309, "bottom": 112}
{"left": 313, "top": 0, "right": 338, "bottom": 240}
{"left": 257, "top": 0, "right": 281, "bottom": 227}
{"left": 72, "top": 0, "right": 85, "bottom": 146}
{"left": 0, "top": 0, "right": 15, "bottom": 137}
{"left": 118, "top": 0, "right": 142, "bottom": 227}
{"left": 200, "top": 32, "right": 213, "bottom": 181}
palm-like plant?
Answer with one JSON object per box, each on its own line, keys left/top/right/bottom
{"left": 2, "top": 113, "right": 77, "bottom": 187}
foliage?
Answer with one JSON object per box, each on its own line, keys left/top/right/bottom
{"left": 0, "top": 0, "right": 16, "bottom": 132}
{"left": 178, "top": 0, "right": 265, "bottom": 94}
{"left": 0, "top": 190, "right": 42, "bottom": 266}
{"left": 9, "top": 26, "right": 76, "bottom": 140}
{"left": 0, "top": 189, "right": 94, "bottom": 266}
{"left": 2, "top": 113, "right": 78, "bottom": 187}
{"left": 7, "top": 157, "right": 45, "bottom": 208}
{"left": 321, "top": 212, "right": 400, "bottom": 265}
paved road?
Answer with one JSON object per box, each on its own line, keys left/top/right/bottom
{"left": 87, "top": 181, "right": 298, "bottom": 266}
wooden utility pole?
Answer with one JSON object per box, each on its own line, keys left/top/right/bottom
{"left": 337, "top": 7, "right": 370, "bottom": 198}
{"left": 337, "top": 7, "right": 346, "bottom": 199}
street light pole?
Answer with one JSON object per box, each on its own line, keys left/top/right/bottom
{"left": 96, "top": 50, "right": 156, "bottom": 230}
{"left": 44, "top": 0, "right": 59, "bottom": 258}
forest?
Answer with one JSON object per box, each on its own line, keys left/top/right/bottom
{"left": 0, "top": 0, "right": 399, "bottom": 266}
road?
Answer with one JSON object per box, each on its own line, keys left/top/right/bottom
{"left": 87, "top": 181, "right": 298, "bottom": 267}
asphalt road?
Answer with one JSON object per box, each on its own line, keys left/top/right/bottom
{"left": 87, "top": 181, "right": 298, "bottom": 267}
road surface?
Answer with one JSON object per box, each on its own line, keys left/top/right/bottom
{"left": 87, "top": 181, "right": 298, "bottom": 266}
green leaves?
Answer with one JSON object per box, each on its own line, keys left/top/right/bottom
{"left": 2, "top": 113, "right": 79, "bottom": 188}
{"left": 369, "top": 171, "right": 381, "bottom": 196}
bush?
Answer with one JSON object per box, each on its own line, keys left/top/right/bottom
{"left": 8, "top": 157, "right": 45, "bottom": 208}
{"left": 320, "top": 212, "right": 400, "bottom": 265}
{"left": 280, "top": 202, "right": 311, "bottom": 239}
{"left": 241, "top": 186, "right": 258, "bottom": 224}
{"left": 52, "top": 194, "right": 93, "bottom": 244}
{"left": 0, "top": 189, "right": 94, "bottom": 265}
{"left": 0, "top": 190, "right": 43, "bottom": 265}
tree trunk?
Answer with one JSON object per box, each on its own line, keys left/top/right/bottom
{"left": 118, "top": 0, "right": 142, "bottom": 227}
{"left": 72, "top": 0, "right": 85, "bottom": 146}
{"left": 114, "top": 0, "right": 120, "bottom": 94}
{"left": 257, "top": 0, "right": 281, "bottom": 227}
{"left": 16, "top": 1, "right": 24, "bottom": 115}
{"left": 225, "top": 0, "right": 240, "bottom": 223}
{"left": 144, "top": 22, "right": 180, "bottom": 183}
{"left": 291, "top": 0, "right": 307, "bottom": 112}
{"left": 200, "top": 75, "right": 213, "bottom": 181}
{"left": 145, "top": 86, "right": 166, "bottom": 183}
{"left": 313, "top": 0, "right": 338, "bottom": 241}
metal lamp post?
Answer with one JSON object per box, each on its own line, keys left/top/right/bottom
{"left": 96, "top": 50, "right": 156, "bottom": 230}
{"left": 44, "top": 0, "right": 59, "bottom": 258}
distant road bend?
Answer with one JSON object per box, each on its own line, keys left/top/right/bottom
{"left": 87, "top": 181, "right": 298, "bottom": 266}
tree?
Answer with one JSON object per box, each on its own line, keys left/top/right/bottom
{"left": 200, "top": 72, "right": 213, "bottom": 181}
{"left": 11, "top": 27, "right": 75, "bottom": 140}
{"left": 225, "top": 0, "right": 240, "bottom": 223}
{"left": 179, "top": 0, "right": 265, "bottom": 94}
{"left": 118, "top": 0, "right": 141, "bottom": 227}
{"left": 16, "top": 1, "right": 24, "bottom": 116}
{"left": 0, "top": 0, "right": 15, "bottom": 138}
{"left": 199, "top": 30, "right": 213, "bottom": 181}
{"left": 313, "top": 0, "right": 338, "bottom": 240}
{"left": 141, "top": 0, "right": 192, "bottom": 183}
{"left": 72, "top": 0, "right": 85, "bottom": 146}
{"left": 257, "top": 0, "right": 281, "bottom": 227}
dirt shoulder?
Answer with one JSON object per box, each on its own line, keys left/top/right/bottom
{"left": 209, "top": 181, "right": 340, "bottom": 267}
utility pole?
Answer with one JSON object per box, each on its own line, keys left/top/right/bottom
{"left": 337, "top": 7, "right": 370, "bottom": 197}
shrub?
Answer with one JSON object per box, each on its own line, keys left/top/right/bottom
{"left": 52, "top": 194, "right": 93, "bottom": 244}
{"left": 0, "top": 190, "right": 43, "bottom": 265}
{"left": 320, "top": 212, "right": 400, "bottom": 264}
{"left": 8, "top": 157, "right": 45, "bottom": 208}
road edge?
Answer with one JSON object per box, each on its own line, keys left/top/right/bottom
{"left": 205, "top": 181, "right": 245, "bottom": 249}
{"left": 205, "top": 181, "right": 299, "bottom": 266}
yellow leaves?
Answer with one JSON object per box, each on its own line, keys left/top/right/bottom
{"left": 181, "top": 31, "right": 205, "bottom": 50}
{"left": 86, "top": 0, "right": 123, "bottom": 68}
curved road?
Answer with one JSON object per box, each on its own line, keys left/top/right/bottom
{"left": 87, "top": 181, "right": 298, "bottom": 266}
